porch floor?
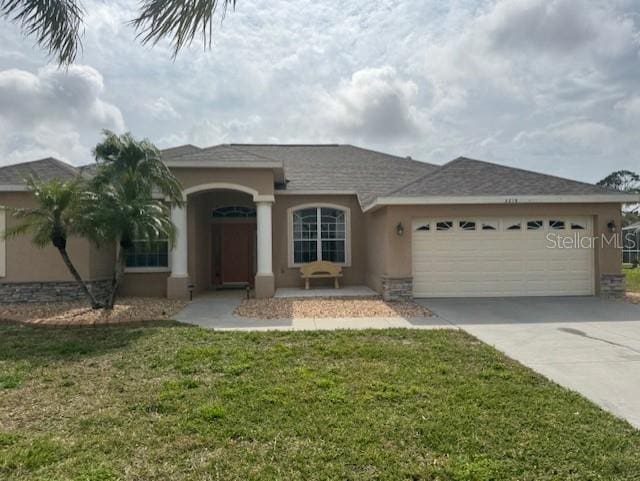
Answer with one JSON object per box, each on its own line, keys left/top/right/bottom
{"left": 274, "top": 285, "right": 377, "bottom": 298}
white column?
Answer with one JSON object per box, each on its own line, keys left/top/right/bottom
{"left": 256, "top": 201, "right": 273, "bottom": 275}
{"left": 170, "top": 205, "right": 188, "bottom": 277}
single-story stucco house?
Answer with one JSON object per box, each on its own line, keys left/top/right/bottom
{"left": 0, "top": 144, "right": 637, "bottom": 302}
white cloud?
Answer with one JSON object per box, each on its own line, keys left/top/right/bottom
{"left": 615, "top": 96, "right": 640, "bottom": 116}
{"left": 0, "top": 64, "right": 125, "bottom": 165}
{"left": 0, "top": 0, "right": 639, "bottom": 183}
{"left": 316, "top": 66, "right": 424, "bottom": 141}
{"left": 146, "top": 97, "right": 180, "bottom": 120}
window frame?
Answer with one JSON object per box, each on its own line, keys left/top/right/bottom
{"left": 436, "top": 220, "right": 455, "bottom": 232}
{"left": 287, "top": 203, "right": 351, "bottom": 268}
{"left": 123, "top": 238, "right": 171, "bottom": 273}
{"left": 480, "top": 219, "right": 499, "bottom": 231}
{"left": 526, "top": 219, "right": 544, "bottom": 231}
{"left": 549, "top": 219, "right": 566, "bottom": 230}
{"left": 504, "top": 218, "right": 523, "bottom": 231}
{"left": 459, "top": 220, "right": 477, "bottom": 232}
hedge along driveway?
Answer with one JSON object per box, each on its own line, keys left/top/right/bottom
{"left": 0, "top": 323, "right": 639, "bottom": 480}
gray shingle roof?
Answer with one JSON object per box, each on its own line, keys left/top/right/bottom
{"left": 164, "top": 144, "right": 282, "bottom": 165}
{"left": 382, "top": 157, "right": 614, "bottom": 202}
{"left": 231, "top": 144, "right": 438, "bottom": 205}
{"left": 1, "top": 150, "right": 615, "bottom": 209}
{"left": 161, "top": 144, "right": 201, "bottom": 158}
{"left": 0, "top": 158, "right": 79, "bottom": 185}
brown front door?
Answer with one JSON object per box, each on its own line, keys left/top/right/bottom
{"left": 219, "top": 223, "right": 254, "bottom": 285}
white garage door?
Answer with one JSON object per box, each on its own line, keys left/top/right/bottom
{"left": 412, "top": 217, "right": 595, "bottom": 297}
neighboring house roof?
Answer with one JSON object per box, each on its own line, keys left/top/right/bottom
{"left": 0, "top": 157, "right": 79, "bottom": 188}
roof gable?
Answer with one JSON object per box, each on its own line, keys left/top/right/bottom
{"left": 385, "top": 157, "right": 614, "bottom": 199}
{"left": 232, "top": 144, "right": 438, "bottom": 205}
{"left": 0, "top": 157, "right": 78, "bottom": 186}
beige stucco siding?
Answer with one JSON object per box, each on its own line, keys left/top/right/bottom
{"left": 120, "top": 272, "right": 169, "bottom": 297}
{"left": 0, "top": 192, "right": 98, "bottom": 282}
{"left": 272, "top": 194, "right": 366, "bottom": 288}
{"left": 89, "top": 244, "right": 115, "bottom": 280}
{"left": 171, "top": 168, "right": 275, "bottom": 196}
{"left": 368, "top": 203, "right": 623, "bottom": 294}
{"left": 364, "top": 207, "right": 388, "bottom": 293}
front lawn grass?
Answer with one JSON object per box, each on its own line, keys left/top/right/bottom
{"left": 624, "top": 266, "right": 640, "bottom": 292}
{"left": 1, "top": 323, "right": 639, "bottom": 480}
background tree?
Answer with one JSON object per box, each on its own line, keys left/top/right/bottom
{"left": 598, "top": 170, "right": 640, "bottom": 226}
{"left": 597, "top": 170, "right": 640, "bottom": 193}
{"left": 0, "top": 0, "right": 236, "bottom": 64}
{"left": 84, "top": 130, "right": 184, "bottom": 308}
{"left": 3, "top": 177, "right": 104, "bottom": 308}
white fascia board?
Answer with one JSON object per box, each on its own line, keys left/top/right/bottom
{"left": 363, "top": 194, "right": 640, "bottom": 212}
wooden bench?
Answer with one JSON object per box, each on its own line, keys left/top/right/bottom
{"left": 299, "top": 261, "right": 343, "bottom": 290}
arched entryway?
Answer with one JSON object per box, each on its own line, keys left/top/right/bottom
{"left": 167, "top": 183, "right": 275, "bottom": 299}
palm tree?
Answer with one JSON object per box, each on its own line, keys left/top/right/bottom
{"left": 3, "top": 177, "right": 104, "bottom": 308}
{"left": 84, "top": 130, "right": 184, "bottom": 308}
{"left": 0, "top": 0, "right": 236, "bottom": 64}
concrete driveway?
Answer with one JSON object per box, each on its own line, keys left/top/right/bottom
{"left": 417, "top": 297, "right": 640, "bottom": 429}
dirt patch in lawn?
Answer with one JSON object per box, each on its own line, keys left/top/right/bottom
{"left": 234, "top": 296, "right": 432, "bottom": 319}
{"left": 0, "top": 297, "right": 187, "bottom": 326}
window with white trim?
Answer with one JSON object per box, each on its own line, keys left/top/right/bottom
{"left": 505, "top": 221, "right": 522, "bottom": 231}
{"left": 549, "top": 219, "right": 565, "bottom": 230}
{"left": 292, "top": 207, "right": 346, "bottom": 264}
{"left": 125, "top": 239, "right": 169, "bottom": 268}
{"left": 527, "top": 220, "right": 544, "bottom": 230}
{"left": 459, "top": 220, "right": 476, "bottom": 231}
{"left": 481, "top": 221, "right": 498, "bottom": 231}
{"left": 436, "top": 221, "right": 454, "bottom": 231}
{"left": 571, "top": 221, "right": 586, "bottom": 230}
{"left": 212, "top": 205, "right": 256, "bottom": 218}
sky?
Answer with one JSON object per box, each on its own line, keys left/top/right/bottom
{"left": 0, "top": 0, "right": 639, "bottom": 183}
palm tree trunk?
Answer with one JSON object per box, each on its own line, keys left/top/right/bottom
{"left": 106, "top": 246, "right": 125, "bottom": 309}
{"left": 56, "top": 247, "right": 103, "bottom": 309}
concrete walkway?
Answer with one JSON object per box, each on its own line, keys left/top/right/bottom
{"left": 275, "top": 285, "right": 377, "bottom": 298}
{"left": 418, "top": 297, "right": 640, "bottom": 429}
{"left": 174, "top": 290, "right": 453, "bottom": 331}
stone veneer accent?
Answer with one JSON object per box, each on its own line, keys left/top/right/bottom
{"left": 0, "top": 279, "right": 112, "bottom": 303}
{"left": 600, "top": 274, "right": 626, "bottom": 300}
{"left": 381, "top": 276, "right": 413, "bottom": 302}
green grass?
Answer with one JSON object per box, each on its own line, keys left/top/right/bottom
{"left": 624, "top": 266, "right": 640, "bottom": 292}
{"left": 1, "top": 323, "right": 639, "bottom": 480}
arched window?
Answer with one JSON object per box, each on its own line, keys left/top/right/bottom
{"left": 212, "top": 205, "right": 256, "bottom": 218}
{"left": 290, "top": 205, "right": 349, "bottom": 265}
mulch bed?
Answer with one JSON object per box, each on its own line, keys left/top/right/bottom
{"left": 626, "top": 292, "right": 640, "bottom": 304}
{"left": 234, "top": 296, "right": 432, "bottom": 319}
{"left": 0, "top": 298, "right": 187, "bottom": 326}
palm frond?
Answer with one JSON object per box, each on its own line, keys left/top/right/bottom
{"left": 0, "top": 0, "right": 84, "bottom": 65}
{"left": 131, "top": 0, "right": 235, "bottom": 58}
{"left": 5, "top": 176, "right": 87, "bottom": 248}
{"left": 93, "top": 130, "right": 184, "bottom": 207}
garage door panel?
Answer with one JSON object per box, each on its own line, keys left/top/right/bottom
{"left": 412, "top": 217, "right": 594, "bottom": 297}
